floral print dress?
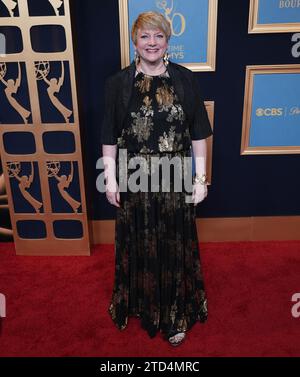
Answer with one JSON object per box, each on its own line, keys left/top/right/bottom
{"left": 108, "top": 70, "right": 208, "bottom": 338}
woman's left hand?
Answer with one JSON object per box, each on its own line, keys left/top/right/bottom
{"left": 192, "top": 183, "right": 208, "bottom": 206}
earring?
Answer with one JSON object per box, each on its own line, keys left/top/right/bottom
{"left": 134, "top": 50, "right": 140, "bottom": 66}
{"left": 163, "top": 51, "right": 169, "bottom": 66}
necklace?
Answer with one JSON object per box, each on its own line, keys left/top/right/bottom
{"left": 136, "top": 64, "right": 168, "bottom": 77}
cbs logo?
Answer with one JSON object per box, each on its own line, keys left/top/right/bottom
{"left": 256, "top": 108, "right": 284, "bottom": 117}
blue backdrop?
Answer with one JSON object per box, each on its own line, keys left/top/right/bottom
{"left": 250, "top": 73, "right": 300, "bottom": 147}
{"left": 258, "top": 0, "right": 300, "bottom": 24}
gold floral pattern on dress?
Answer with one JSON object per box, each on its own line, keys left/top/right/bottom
{"left": 143, "top": 95, "right": 152, "bottom": 107}
{"left": 130, "top": 111, "right": 153, "bottom": 143}
{"left": 140, "top": 95, "right": 154, "bottom": 117}
{"left": 166, "top": 104, "right": 185, "bottom": 124}
{"left": 177, "top": 317, "right": 188, "bottom": 332}
{"left": 158, "top": 125, "right": 176, "bottom": 152}
{"left": 117, "top": 128, "right": 126, "bottom": 148}
{"left": 139, "top": 145, "right": 154, "bottom": 154}
{"left": 156, "top": 83, "right": 175, "bottom": 108}
{"left": 155, "top": 83, "right": 185, "bottom": 125}
{"left": 135, "top": 74, "right": 153, "bottom": 93}
{"left": 121, "top": 72, "right": 192, "bottom": 153}
{"left": 170, "top": 302, "right": 178, "bottom": 324}
{"left": 184, "top": 126, "right": 191, "bottom": 139}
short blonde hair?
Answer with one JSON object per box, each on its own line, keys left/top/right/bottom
{"left": 131, "top": 11, "right": 172, "bottom": 45}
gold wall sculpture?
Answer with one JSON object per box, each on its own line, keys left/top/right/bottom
{"left": 0, "top": 0, "right": 90, "bottom": 255}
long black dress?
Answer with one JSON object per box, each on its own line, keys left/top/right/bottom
{"left": 108, "top": 69, "right": 208, "bottom": 338}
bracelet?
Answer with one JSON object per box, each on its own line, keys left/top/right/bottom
{"left": 193, "top": 173, "right": 207, "bottom": 185}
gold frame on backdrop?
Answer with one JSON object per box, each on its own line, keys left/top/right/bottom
{"left": 241, "top": 64, "right": 300, "bottom": 155}
{"left": 118, "top": 0, "right": 218, "bottom": 71}
{"left": 204, "top": 101, "right": 214, "bottom": 184}
{"left": 249, "top": 0, "right": 300, "bottom": 34}
{"left": 0, "top": 0, "right": 90, "bottom": 255}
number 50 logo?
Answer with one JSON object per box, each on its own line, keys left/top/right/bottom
{"left": 156, "top": 0, "right": 186, "bottom": 37}
{"left": 0, "top": 293, "right": 6, "bottom": 318}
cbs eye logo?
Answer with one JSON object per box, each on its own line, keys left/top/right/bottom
{"left": 256, "top": 108, "right": 284, "bottom": 117}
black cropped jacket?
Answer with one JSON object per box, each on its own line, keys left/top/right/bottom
{"left": 101, "top": 61, "right": 213, "bottom": 145}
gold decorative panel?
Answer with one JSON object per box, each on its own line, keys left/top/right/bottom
{"left": 0, "top": 0, "right": 90, "bottom": 255}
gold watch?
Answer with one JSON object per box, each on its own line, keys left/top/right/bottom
{"left": 193, "top": 173, "right": 207, "bottom": 185}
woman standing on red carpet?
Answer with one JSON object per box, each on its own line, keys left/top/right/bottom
{"left": 101, "top": 11, "right": 212, "bottom": 346}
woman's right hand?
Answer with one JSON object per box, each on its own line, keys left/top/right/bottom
{"left": 105, "top": 177, "right": 121, "bottom": 208}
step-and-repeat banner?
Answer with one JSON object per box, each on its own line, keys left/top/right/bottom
{"left": 0, "top": 0, "right": 90, "bottom": 255}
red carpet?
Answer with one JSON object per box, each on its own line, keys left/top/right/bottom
{"left": 0, "top": 241, "right": 299, "bottom": 357}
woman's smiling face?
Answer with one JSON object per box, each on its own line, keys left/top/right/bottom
{"left": 135, "top": 28, "right": 168, "bottom": 65}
